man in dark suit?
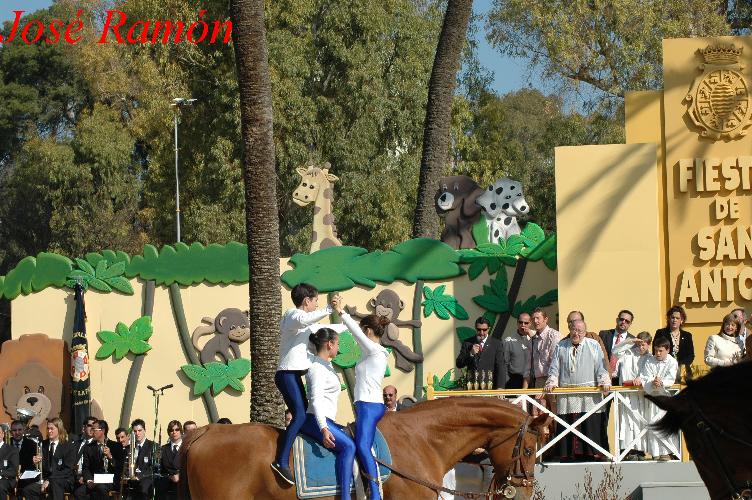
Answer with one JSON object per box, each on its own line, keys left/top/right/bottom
{"left": 72, "top": 415, "right": 98, "bottom": 500}
{"left": 10, "top": 419, "right": 38, "bottom": 491}
{"left": 158, "top": 420, "right": 183, "bottom": 500}
{"left": 0, "top": 424, "right": 20, "bottom": 499}
{"left": 456, "top": 317, "right": 504, "bottom": 389}
{"left": 599, "top": 310, "right": 636, "bottom": 386}
{"left": 82, "top": 419, "right": 123, "bottom": 500}
{"left": 22, "top": 418, "right": 76, "bottom": 500}
{"left": 123, "top": 419, "right": 155, "bottom": 500}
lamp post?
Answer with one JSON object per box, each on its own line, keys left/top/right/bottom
{"left": 170, "top": 97, "right": 196, "bottom": 243}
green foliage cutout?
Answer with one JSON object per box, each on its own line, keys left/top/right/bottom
{"left": 0, "top": 253, "right": 73, "bottom": 299}
{"left": 432, "top": 369, "right": 461, "bottom": 392}
{"left": 281, "top": 239, "right": 463, "bottom": 293}
{"left": 422, "top": 285, "right": 469, "bottom": 320}
{"left": 512, "top": 290, "right": 559, "bottom": 317}
{"left": 181, "top": 358, "right": 251, "bottom": 396}
{"left": 456, "top": 326, "right": 477, "bottom": 342}
{"left": 96, "top": 316, "right": 153, "bottom": 360}
{"left": 458, "top": 223, "right": 557, "bottom": 279}
{"left": 67, "top": 258, "right": 134, "bottom": 294}
{"left": 472, "top": 272, "right": 510, "bottom": 314}
{"left": 332, "top": 331, "right": 362, "bottom": 369}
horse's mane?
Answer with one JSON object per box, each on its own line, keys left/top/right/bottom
{"left": 652, "top": 360, "right": 752, "bottom": 434}
{"left": 394, "top": 396, "right": 527, "bottom": 426}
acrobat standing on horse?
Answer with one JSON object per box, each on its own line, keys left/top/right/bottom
{"left": 272, "top": 283, "right": 335, "bottom": 484}
{"left": 334, "top": 294, "right": 391, "bottom": 500}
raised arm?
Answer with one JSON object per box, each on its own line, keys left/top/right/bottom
{"left": 340, "top": 312, "right": 382, "bottom": 355}
{"left": 286, "top": 306, "right": 332, "bottom": 331}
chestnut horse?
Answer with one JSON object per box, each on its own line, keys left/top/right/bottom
{"left": 179, "top": 397, "right": 550, "bottom": 499}
{"left": 648, "top": 361, "right": 752, "bottom": 500}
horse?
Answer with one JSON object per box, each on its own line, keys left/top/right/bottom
{"left": 647, "top": 360, "right": 752, "bottom": 500}
{"left": 179, "top": 397, "right": 551, "bottom": 499}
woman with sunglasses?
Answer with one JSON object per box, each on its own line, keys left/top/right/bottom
{"left": 159, "top": 420, "right": 183, "bottom": 499}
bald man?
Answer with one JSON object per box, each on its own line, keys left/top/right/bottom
{"left": 383, "top": 386, "right": 398, "bottom": 412}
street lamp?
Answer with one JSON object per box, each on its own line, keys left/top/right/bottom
{"left": 170, "top": 97, "right": 197, "bottom": 243}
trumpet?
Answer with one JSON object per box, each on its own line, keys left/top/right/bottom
{"left": 32, "top": 436, "right": 43, "bottom": 485}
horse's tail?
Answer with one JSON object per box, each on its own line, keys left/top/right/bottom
{"left": 178, "top": 425, "right": 211, "bottom": 500}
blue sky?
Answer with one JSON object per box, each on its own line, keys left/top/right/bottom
{"left": 0, "top": 0, "right": 538, "bottom": 96}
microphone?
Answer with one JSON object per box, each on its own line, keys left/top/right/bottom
{"left": 159, "top": 384, "right": 174, "bottom": 391}
{"left": 147, "top": 385, "right": 155, "bottom": 391}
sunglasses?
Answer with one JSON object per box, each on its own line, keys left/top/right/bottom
{"left": 518, "top": 320, "right": 530, "bottom": 324}
{"left": 617, "top": 317, "right": 631, "bottom": 323}
{"left": 168, "top": 428, "right": 181, "bottom": 432}
{"left": 475, "top": 327, "right": 489, "bottom": 332}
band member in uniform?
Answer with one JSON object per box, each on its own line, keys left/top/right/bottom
{"left": 0, "top": 424, "right": 19, "bottom": 500}
{"left": 158, "top": 420, "right": 182, "bottom": 500}
{"left": 334, "top": 296, "right": 390, "bottom": 500}
{"left": 22, "top": 417, "right": 76, "bottom": 500}
{"left": 271, "top": 283, "right": 334, "bottom": 484}
{"left": 72, "top": 416, "right": 97, "bottom": 500}
{"left": 125, "top": 419, "right": 154, "bottom": 500}
{"left": 10, "top": 419, "right": 38, "bottom": 491}
{"left": 82, "top": 419, "right": 123, "bottom": 500}
{"left": 301, "top": 327, "right": 357, "bottom": 500}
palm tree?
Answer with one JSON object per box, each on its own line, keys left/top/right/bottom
{"left": 412, "top": 0, "right": 473, "bottom": 239}
{"left": 229, "top": 0, "right": 283, "bottom": 426}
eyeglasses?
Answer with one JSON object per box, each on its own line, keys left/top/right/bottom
{"left": 617, "top": 317, "right": 631, "bottom": 323}
{"left": 91, "top": 428, "right": 102, "bottom": 432}
{"left": 168, "top": 428, "right": 181, "bottom": 432}
{"left": 518, "top": 320, "right": 530, "bottom": 325}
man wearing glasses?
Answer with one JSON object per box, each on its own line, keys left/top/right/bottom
{"left": 72, "top": 416, "right": 97, "bottom": 500}
{"left": 499, "top": 313, "right": 533, "bottom": 389}
{"left": 81, "top": 419, "right": 123, "bottom": 500}
{"left": 159, "top": 421, "right": 183, "bottom": 500}
{"left": 456, "top": 317, "right": 504, "bottom": 389}
{"left": 599, "top": 310, "right": 636, "bottom": 386}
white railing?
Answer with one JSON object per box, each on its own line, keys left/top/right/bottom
{"left": 426, "top": 381, "right": 683, "bottom": 464}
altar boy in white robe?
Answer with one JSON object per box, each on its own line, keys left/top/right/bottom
{"left": 611, "top": 331, "right": 652, "bottom": 460}
{"left": 545, "top": 320, "right": 610, "bottom": 462}
{"left": 640, "top": 335, "right": 679, "bottom": 461}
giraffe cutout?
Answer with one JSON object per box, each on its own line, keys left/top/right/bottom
{"left": 292, "top": 162, "right": 343, "bottom": 253}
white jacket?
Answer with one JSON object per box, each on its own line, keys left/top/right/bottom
{"left": 277, "top": 306, "right": 332, "bottom": 371}
{"left": 704, "top": 333, "right": 741, "bottom": 367}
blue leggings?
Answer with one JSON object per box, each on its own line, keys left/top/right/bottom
{"left": 354, "top": 401, "right": 386, "bottom": 500}
{"left": 300, "top": 414, "right": 355, "bottom": 498}
{"left": 275, "top": 370, "right": 308, "bottom": 466}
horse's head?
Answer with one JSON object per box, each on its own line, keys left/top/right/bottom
{"left": 485, "top": 413, "right": 551, "bottom": 499}
{"left": 648, "top": 362, "right": 752, "bottom": 499}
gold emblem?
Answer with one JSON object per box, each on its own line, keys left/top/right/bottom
{"left": 685, "top": 44, "right": 751, "bottom": 140}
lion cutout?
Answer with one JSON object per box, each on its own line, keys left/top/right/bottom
{"left": 3, "top": 363, "right": 61, "bottom": 427}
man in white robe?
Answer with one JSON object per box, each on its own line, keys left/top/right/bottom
{"left": 545, "top": 320, "right": 610, "bottom": 462}
{"left": 640, "top": 336, "right": 679, "bottom": 461}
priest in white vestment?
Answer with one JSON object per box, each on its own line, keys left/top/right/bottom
{"left": 545, "top": 320, "right": 610, "bottom": 462}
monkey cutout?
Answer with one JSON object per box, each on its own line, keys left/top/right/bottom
{"left": 191, "top": 308, "right": 251, "bottom": 365}
{"left": 345, "top": 290, "right": 424, "bottom": 372}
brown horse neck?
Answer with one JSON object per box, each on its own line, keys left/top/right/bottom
{"left": 385, "top": 397, "right": 526, "bottom": 469}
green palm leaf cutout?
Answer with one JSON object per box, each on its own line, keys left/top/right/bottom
{"left": 66, "top": 258, "right": 134, "bottom": 295}
{"left": 472, "top": 274, "right": 510, "bottom": 314}
{"left": 95, "top": 316, "right": 153, "bottom": 360}
{"left": 332, "top": 331, "right": 361, "bottom": 369}
{"left": 181, "top": 358, "right": 251, "bottom": 396}
{"left": 422, "top": 285, "right": 469, "bottom": 320}
{"left": 433, "top": 369, "right": 460, "bottom": 391}
{"left": 512, "top": 289, "right": 559, "bottom": 317}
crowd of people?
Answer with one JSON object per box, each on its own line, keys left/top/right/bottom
{"left": 456, "top": 305, "right": 751, "bottom": 462}
{"left": 0, "top": 414, "right": 231, "bottom": 500}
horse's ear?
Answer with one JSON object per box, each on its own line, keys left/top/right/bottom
{"left": 645, "top": 393, "right": 689, "bottom": 414}
{"left": 530, "top": 414, "right": 552, "bottom": 432}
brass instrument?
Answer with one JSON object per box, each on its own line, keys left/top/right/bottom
{"left": 121, "top": 431, "right": 137, "bottom": 497}
{"left": 100, "top": 442, "right": 109, "bottom": 472}
{"left": 33, "top": 436, "right": 43, "bottom": 485}
{"left": 16, "top": 408, "right": 43, "bottom": 485}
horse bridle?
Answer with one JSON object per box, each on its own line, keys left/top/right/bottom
{"left": 486, "top": 415, "right": 539, "bottom": 498}
{"left": 685, "top": 394, "right": 752, "bottom": 499}
{"left": 373, "top": 414, "right": 540, "bottom": 499}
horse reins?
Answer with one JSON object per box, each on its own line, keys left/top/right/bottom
{"left": 372, "top": 415, "right": 538, "bottom": 499}
{"left": 685, "top": 394, "right": 752, "bottom": 499}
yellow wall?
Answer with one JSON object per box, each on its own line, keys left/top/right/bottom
{"left": 555, "top": 143, "right": 664, "bottom": 334}
{"left": 10, "top": 259, "right": 557, "bottom": 430}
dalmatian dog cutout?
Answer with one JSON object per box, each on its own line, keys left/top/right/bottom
{"left": 475, "top": 177, "right": 530, "bottom": 243}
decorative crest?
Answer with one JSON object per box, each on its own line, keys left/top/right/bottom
{"left": 684, "top": 43, "right": 752, "bottom": 141}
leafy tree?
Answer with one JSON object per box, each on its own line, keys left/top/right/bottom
{"left": 451, "top": 89, "right": 623, "bottom": 231}
{"left": 486, "top": 0, "right": 731, "bottom": 104}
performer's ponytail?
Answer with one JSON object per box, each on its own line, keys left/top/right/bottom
{"left": 309, "top": 327, "right": 339, "bottom": 353}
{"left": 360, "top": 314, "right": 390, "bottom": 338}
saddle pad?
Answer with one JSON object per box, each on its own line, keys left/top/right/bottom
{"left": 293, "top": 428, "right": 392, "bottom": 499}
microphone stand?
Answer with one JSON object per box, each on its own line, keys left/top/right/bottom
{"left": 147, "top": 384, "right": 172, "bottom": 500}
